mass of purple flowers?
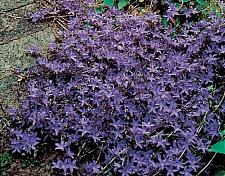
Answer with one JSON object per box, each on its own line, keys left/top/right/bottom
{"left": 7, "top": 1, "right": 225, "bottom": 175}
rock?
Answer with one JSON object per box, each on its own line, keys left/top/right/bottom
{"left": 0, "top": 2, "right": 54, "bottom": 112}
{"left": 0, "top": 0, "right": 34, "bottom": 12}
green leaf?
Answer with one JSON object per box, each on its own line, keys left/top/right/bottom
{"left": 215, "top": 11, "right": 222, "bottom": 17}
{"left": 220, "top": 130, "right": 225, "bottom": 137}
{"left": 103, "top": 0, "right": 114, "bottom": 6}
{"left": 207, "top": 85, "right": 214, "bottom": 92}
{"left": 175, "top": 3, "right": 180, "bottom": 8}
{"left": 118, "top": 0, "right": 129, "bottom": 9}
{"left": 161, "top": 17, "right": 168, "bottom": 28}
{"left": 214, "top": 170, "right": 225, "bottom": 176}
{"left": 195, "top": 0, "right": 207, "bottom": 6}
{"left": 210, "top": 3, "right": 217, "bottom": 11}
{"left": 176, "top": 17, "right": 180, "bottom": 28}
{"left": 183, "top": 0, "right": 189, "bottom": 2}
{"left": 209, "top": 140, "right": 225, "bottom": 154}
{"left": 96, "top": 7, "right": 105, "bottom": 13}
{"left": 196, "top": 4, "right": 204, "bottom": 10}
{"left": 210, "top": 4, "right": 222, "bottom": 17}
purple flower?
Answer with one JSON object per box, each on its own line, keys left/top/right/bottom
{"left": 166, "top": 4, "right": 179, "bottom": 21}
{"left": 52, "top": 159, "right": 78, "bottom": 175}
{"left": 84, "top": 161, "right": 101, "bottom": 174}
{"left": 65, "top": 147, "right": 74, "bottom": 158}
{"left": 30, "top": 9, "right": 48, "bottom": 23}
{"left": 55, "top": 140, "right": 68, "bottom": 151}
{"left": 27, "top": 44, "right": 40, "bottom": 56}
{"left": 8, "top": 3, "right": 225, "bottom": 176}
{"left": 7, "top": 107, "right": 18, "bottom": 121}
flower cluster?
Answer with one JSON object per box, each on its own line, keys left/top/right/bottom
{"left": 8, "top": 1, "right": 225, "bottom": 176}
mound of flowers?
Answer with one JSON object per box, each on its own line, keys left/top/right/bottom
{"left": 7, "top": 1, "right": 225, "bottom": 175}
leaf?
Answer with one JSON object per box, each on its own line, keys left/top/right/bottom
{"left": 183, "top": 0, "right": 189, "bottom": 2}
{"left": 209, "top": 3, "right": 222, "bottom": 17}
{"left": 207, "top": 85, "right": 214, "bottom": 92}
{"left": 103, "top": 0, "right": 114, "bottom": 6}
{"left": 175, "top": 3, "right": 180, "bottom": 8}
{"left": 162, "top": 17, "right": 168, "bottom": 28}
{"left": 195, "top": 0, "right": 207, "bottom": 6}
{"left": 209, "top": 140, "right": 225, "bottom": 154}
{"left": 220, "top": 130, "right": 225, "bottom": 137}
{"left": 118, "top": 0, "right": 129, "bottom": 9}
{"left": 215, "top": 10, "right": 222, "bottom": 17}
{"left": 96, "top": 7, "right": 105, "bottom": 13}
{"left": 210, "top": 3, "right": 217, "bottom": 11}
{"left": 175, "top": 17, "right": 180, "bottom": 28}
{"left": 214, "top": 170, "right": 225, "bottom": 176}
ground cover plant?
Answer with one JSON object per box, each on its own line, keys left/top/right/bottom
{"left": 3, "top": 0, "right": 225, "bottom": 175}
{"left": 0, "top": 152, "right": 13, "bottom": 176}
{"left": 30, "top": 0, "right": 224, "bottom": 27}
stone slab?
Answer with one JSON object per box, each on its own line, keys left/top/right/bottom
{"left": 0, "top": 27, "right": 54, "bottom": 108}
{"left": 0, "top": 3, "right": 44, "bottom": 45}
{"left": 0, "top": 0, "right": 34, "bottom": 12}
{"left": 0, "top": 1, "right": 55, "bottom": 117}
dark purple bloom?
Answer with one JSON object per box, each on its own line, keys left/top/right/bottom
{"left": 8, "top": 2, "right": 225, "bottom": 176}
{"left": 52, "top": 159, "right": 78, "bottom": 175}
{"left": 84, "top": 161, "right": 101, "bottom": 174}
{"left": 55, "top": 140, "right": 68, "bottom": 151}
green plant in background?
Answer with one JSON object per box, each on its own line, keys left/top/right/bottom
{"left": 0, "top": 152, "right": 13, "bottom": 176}
{"left": 118, "top": 0, "right": 129, "bottom": 9}
{"left": 164, "top": 0, "right": 224, "bottom": 29}
{"left": 21, "top": 158, "right": 39, "bottom": 168}
{"left": 209, "top": 139, "right": 225, "bottom": 154}
{"left": 199, "top": 0, "right": 223, "bottom": 17}
{"left": 101, "top": 0, "right": 224, "bottom": 29}
{"left": 195, "top": 0, "right": 207, "bottom": 6}
{"left": 208, "top": 86, "right": 225, "bottom": 155}
{"left": 210, "top": 142, "right": 225, "bottom": 176}
{"left": 104, "top": 0, "right": 114, "bottom": 6}
{"left": 162, "top": 17, "right": 169, "bottom": 28}
{"left": 213, "top": 169, "right": 225, "bottom": 176}
{"left": 209, "top": 130, "right": 225, "bottom": 154}
{"left": 103, "top": 0, "right": 129, "bottom": 9}
{"left": 96, "top": 7, "right": 105, "bottom": 13}
{"left": 180, "top": 0, "right": 223, "bottom": 17}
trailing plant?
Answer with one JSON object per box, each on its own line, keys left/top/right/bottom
{"left": 6, "top": 1, "right": 225, "bottom": 176}
{"left": 30, "top": 0, "right": 224, "bottom": 32}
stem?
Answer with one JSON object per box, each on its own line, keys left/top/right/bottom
{"left": 0, "top": 124, "right": 7, "bottom": 132}
{"left": 196, "top": 153, "right": 217, "bottom": 176}
{"left": 179, "top": 91, "right": 225, "bottom": 160}
{"left": 96, "top": 156, "right": 117, "bottom": 176}
{"left": 96, "top": 143, "right": 104, "bottom": 163}
{"left": 78, "top": 142, "right": 86, "bottom": 157}
{"left": 197, "top": 91, "right": 225, "bottom": 133}
{"left": 80, "top": 149, "right": 96, "bottom": 159}
{"left": 214, "top": 91, "right": 225, "bottom": 112}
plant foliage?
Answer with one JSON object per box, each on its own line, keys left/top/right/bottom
{"left": 209, "top": 140, "right": 225, "bottom": 154}
{"left": 209, "top": 129, "right": 225, "bottom": 154}
{"left": 6, "top": 0, "right": 225, "bottom": 176}
{"left": 0, "top": 152, "right": 13, "bottom": 176}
